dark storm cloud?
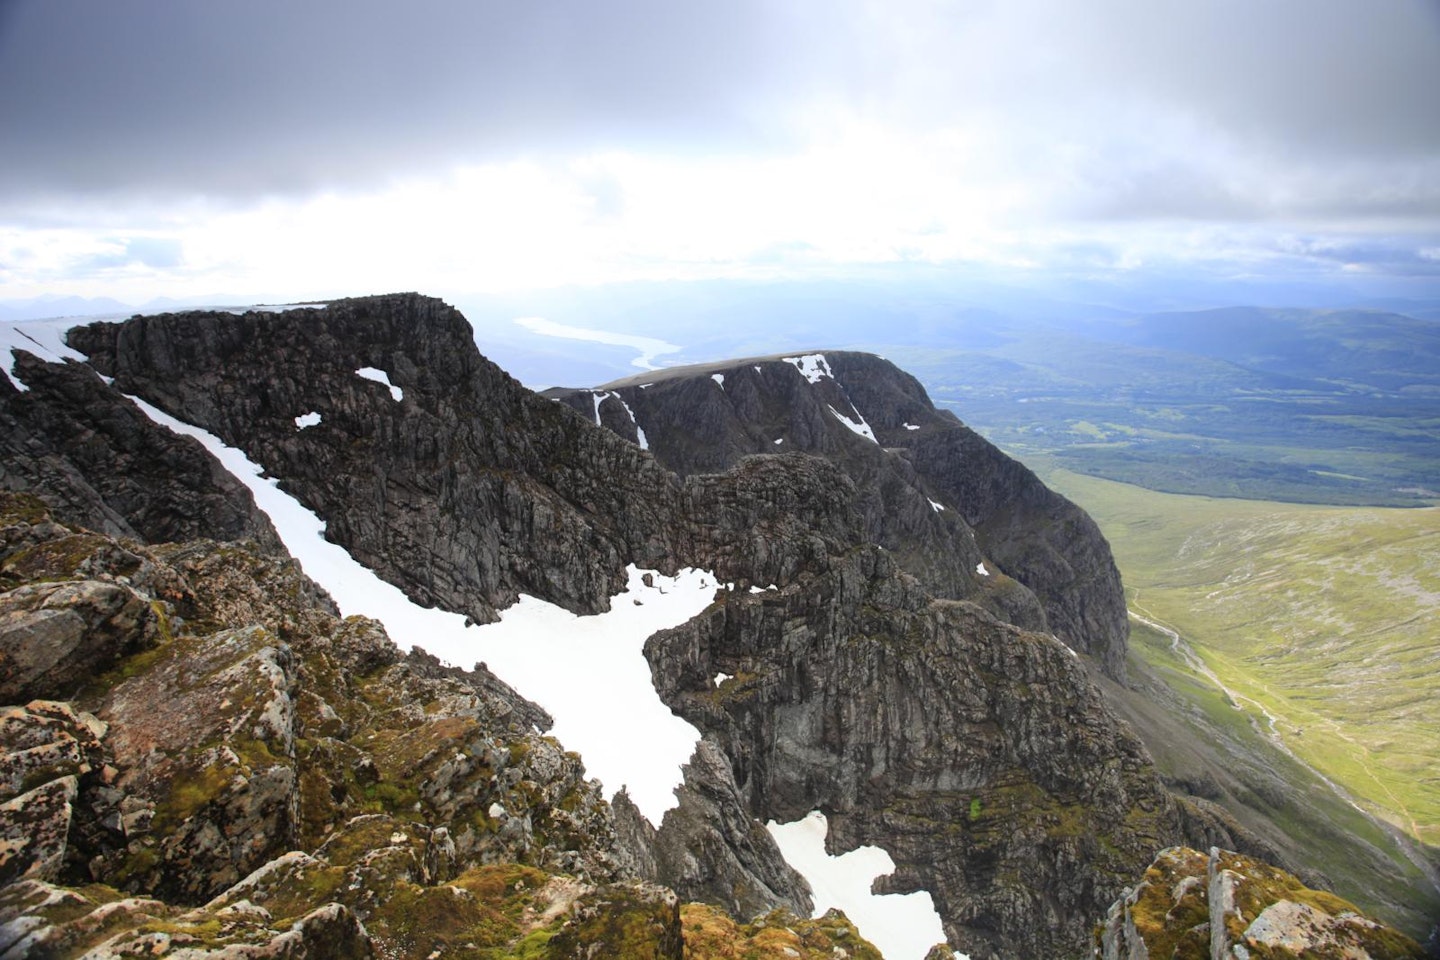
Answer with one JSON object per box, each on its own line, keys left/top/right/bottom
{"left": 0, "top": 0, "right": 839, "bottom": 200}
{"left": 2, "top": 0, "right": 1437, "bottom": 230}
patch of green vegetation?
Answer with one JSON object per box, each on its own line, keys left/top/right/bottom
{"left": 154, "top": 760, "right": 234, "bottom": 830}
{"left": 1045, "top": 466, "right": 1440, "bottom": 845}
{"left": 0, "top": 490, "right": 51, "bottom": 525}
{"left": 2, "top": 533, "right": 116, "bottom": 582}
{"left": 1121, "top": 848, "right": 1211, "bottom": 960}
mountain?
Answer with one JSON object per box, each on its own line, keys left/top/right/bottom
{"left": 545, "top": 350, "right": 1129, "bottom": 680}
{"left": 0, "top": 294, "right": 1425, "bottom": 959}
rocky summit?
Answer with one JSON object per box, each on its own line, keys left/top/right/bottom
{"left": 0, "top": 293, "right": 1424, "bottom": 959}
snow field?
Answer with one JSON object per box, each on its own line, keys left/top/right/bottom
{"left": 828, "top": 404, "right": 878, "bottom": 443}
{"left": 767, "top": 811, "right": 964, "bottom": 960}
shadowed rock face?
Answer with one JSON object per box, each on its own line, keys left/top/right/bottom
{"left": 0, "top": 292, "right": 1225, "bottom": 957}
{"left": 550, "top": 349, "right": 1130, "bottom": 681}
{"left": 0, "top": 351, "right": 282, "bottom": 550}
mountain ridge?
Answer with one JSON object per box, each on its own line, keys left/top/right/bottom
{"left": 0, "top": 293, "right": 1424, "bottom": 958}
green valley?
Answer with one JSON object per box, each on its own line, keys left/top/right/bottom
{"left": 1030, "top": 462, "right": 1440, "bottom": 932}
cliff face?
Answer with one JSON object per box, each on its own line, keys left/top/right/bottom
{"left": 646, "top": 548, "right": 1176, "bottom": 959}
{"left": 0, "top": 294, "right": 1293, "bottom": 958}
{"left": 550, "top": 349, "right": 1129, "bottom": 680}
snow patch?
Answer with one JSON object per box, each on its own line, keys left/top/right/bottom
{"left": 294, "top": 411, "right": 322, "bottom": 430}
{"left": 0, "top": 317, "right": 94, "bottom": 392}
{"left": 612, "top": 393, "right": 648, "bottom": 450}
{"left": 356, "top": 367, "right": 402, "bottom": 402}
{"left": 929, "top": 499, "right": 945, "bottom": 512}
{"left": 829, "top": 405, "right": 878, "bottom": 443}
{"left": 773, "top": 438, "right": 784, "bottom": 445}
{"left": 711, "top": 373, "right": 725, "bottom": 388}
{"left": 903, "top": 423, "right": 921, "bottom": 431}
{"left": 590, "top": 391, "right": 604, "bottom": 426}
{"left": 753, "top": 365, "right": 762, "bottom": 373}
{"left": 767, "top": 811, "right": 962, "bottom": 960}
{"left": 976, "top": 562, "right": 989, "bottom": 577}
{"left": 783, "top": 353, "right": 834, "bottom": 383}
{"left": 124, "top": 397, "right": 712, "bottom": 827}
{"left": 713, "top": 672, "right": 732, "bottom": 688}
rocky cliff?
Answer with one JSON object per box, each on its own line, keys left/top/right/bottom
{"left": 0, "top": 293, "right": 1360, "bottom": 958}
{"left": 549, "top": 350, "right": 1129, "bottom": 680}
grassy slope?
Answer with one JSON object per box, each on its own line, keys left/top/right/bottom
{"left": 1029, "top": 462, "right": 1440, "bottom": 934}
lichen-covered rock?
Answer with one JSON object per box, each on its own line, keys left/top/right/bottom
{"left": 0, "top": 578, "right": 157, "bottom": 704}
{"left": 0, "top": 775, "right": 77, "bottom": 885}
{"left": 0, "top": 700, "right": 106, "bottom": 802}
{"left": 1096, "top": 846, "right": 1426, "bottom": 960}
{"left": 0, "top": 876, "right": 372, "bottom": 960}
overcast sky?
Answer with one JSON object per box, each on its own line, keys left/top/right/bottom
{"left": 2, "top": 0, "right": 1438, "bottom": 306}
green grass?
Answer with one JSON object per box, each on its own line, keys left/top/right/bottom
{"left": 1037, "top": 462, "right": 1440, "bottom": 849}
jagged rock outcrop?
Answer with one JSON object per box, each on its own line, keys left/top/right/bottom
{"left": 0, "top": 350, "right": 282, "bottom": 550}
{"left": 553, "top": 349, "right": 1129, "bottom": 679}
{"left": 69, "top": 297, "right": 686, "bottom": 626}
{"left": 1097, "top": 846, "right": 1426, "bottom": 960}
{"left": 647, "top": 548, "right": 1181, "bottom": 959}
{"left": 0, "top": 295, "right": 1301, "bottom": 957}
{"left": 648, "top": 738, "right": 812, "bottom": 920}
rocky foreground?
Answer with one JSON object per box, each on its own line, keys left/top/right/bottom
{"left": 1098, "top": 846, "right": 1425, "bottom": 959}
{"left": 0, "top": 492, "right": 879, "bottom": 958}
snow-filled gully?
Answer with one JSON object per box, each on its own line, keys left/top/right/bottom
{"left": 113, "top": 365, "right": 960, "bottom": 960}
